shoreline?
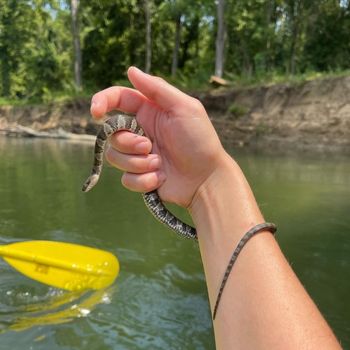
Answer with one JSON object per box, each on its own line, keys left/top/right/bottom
{"left": 1, "top": 75, "right": 350, "bottom": 155}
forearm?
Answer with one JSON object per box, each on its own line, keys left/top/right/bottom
{"left": 189, "top": 153, "right": 341, "bottom": 350}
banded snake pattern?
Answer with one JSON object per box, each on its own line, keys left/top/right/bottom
{"left": 82, "top": 114, "right": 197, "bottom": 240}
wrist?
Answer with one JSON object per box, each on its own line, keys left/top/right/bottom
{"left": 188, "top": 152, "right": 267, "bottom": 310}
{"left": 189, "top": 152, "right": 264, "bottom": 240}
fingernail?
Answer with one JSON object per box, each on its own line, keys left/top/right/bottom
{"left": 149, "top": 157, "right": 160, "bottom": 170}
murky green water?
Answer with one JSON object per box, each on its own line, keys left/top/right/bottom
{"left": 0, "top": 137, "right": 349, "bottom": 349}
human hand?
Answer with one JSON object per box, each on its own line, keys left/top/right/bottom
{"left": 90, "top": 67, "right": 227, "bottom": 208}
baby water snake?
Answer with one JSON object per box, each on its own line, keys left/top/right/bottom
{"left": 82, "top": 114, "right": 197, "bottom": 240}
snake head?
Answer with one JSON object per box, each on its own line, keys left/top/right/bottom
{"left": 82, "top": 174, "right": 100, "bottom": 192}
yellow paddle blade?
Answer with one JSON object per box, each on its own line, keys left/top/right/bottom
{"left": 0, "top": 241, "right": 119, "bottom": 291}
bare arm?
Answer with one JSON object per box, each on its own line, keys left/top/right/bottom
{"left": 190, "top": 154, "right": 341, "bottom": 349}
{"left": 90, "top": 67, "right": 341, "bottom": 350}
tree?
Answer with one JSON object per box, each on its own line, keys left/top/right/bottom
{"left": 264, "top": 0, "right": 278, "bottom": 72}
{"left": 0, "top": 0, "right": 32, "bottom": 97}
{"left": 0, "top": 0, "right": 71, "bottom": 99}
{"left": 286, "top": 0, "right": 302, "bottom": 74}
{"left": 215, "top": 0, "right": 225, "bottom": 77}
{"left": 303, "top": 0, "right": 350, "bottom": 71}
{"left": 71, "top": 0, "right": 82, "bottom": 90}
{"left": 161, "top": 0, "right": 188, "bottom": 77}
{"left": 1, "top": 0, "right": 350, "bottom": 101}
{"left": 144, "top": 0, "right": 152, "bottom": 73}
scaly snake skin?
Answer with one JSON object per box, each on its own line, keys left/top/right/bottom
{"left": 82, "top": 114, "right": 197, "bottom": 240}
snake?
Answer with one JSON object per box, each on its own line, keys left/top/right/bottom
{"left": 82, "top": 114, "right": 197, "bottom": 240}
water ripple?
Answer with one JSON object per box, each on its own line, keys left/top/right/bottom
{"left": 0, "top": 257, "right": 115, "bottom": 334}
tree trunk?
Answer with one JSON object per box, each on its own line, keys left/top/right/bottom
{"left": 1, "top": 53, "right": 10, "bottom": 97}
{"left": 289, "top": 0, "right": 301, "bottom": 75}
{"left": 241, "top": 41, "right": 253, "bottom": 78}
{"left": 144, "top": 0, "right": 152, "bottom": 73}
{"left": 171, "top": 15, "right": 181, "bottom": 77}
{"left": 71, "top": 0, "right": 82, "bottom": 90}
{"left": 265, "top": 0, "right": 275, "bottom": 72}
{"left": 215, "top": 0, "right": 225, "bottom": 77}
{"left": 179, "top": 15, "right": 199, "bottom": 69}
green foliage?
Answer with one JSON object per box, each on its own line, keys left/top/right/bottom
{"left": 0, "top": 0, "right": 350, "bottom": 102}
{"left": 303, "top": 1, "right": 350, "bottom": 71}
{"left": 0, "top": 0, "right": 73, "bottom": 99}
{"left": 81, "top": 0, "right": 147, "bottom": 88}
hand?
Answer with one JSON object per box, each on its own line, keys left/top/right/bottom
{"left": 91, "top": 69, "right": 342, "bottom": 350}
{"left": 90, "top": 67, "right": 226, "bottom": 208}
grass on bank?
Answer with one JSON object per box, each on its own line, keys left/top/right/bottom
{"left": 231, "top": 68, "right": 350, "bottom": 88}
{"left": 1, "top": 69, "right": 349, "bottom": 107}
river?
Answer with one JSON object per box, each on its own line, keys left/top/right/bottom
{"left": 0, "top": 137, "right": 349, "bottom": 350}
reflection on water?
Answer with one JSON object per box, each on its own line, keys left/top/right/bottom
{"left": 0, "top": 236, "right": 114, "bottom": 334}
{"left": 0, "top": 137, "right": 349, "bottom": 349}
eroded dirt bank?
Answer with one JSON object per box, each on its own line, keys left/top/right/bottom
{"left": 195, "top": 75, "right": 350, "bottom": 154}
{"left": 1, "top": 75, "right": 350, "bottom": 154}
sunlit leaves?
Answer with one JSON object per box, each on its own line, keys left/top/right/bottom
{"left": 0, "top": 0, "right": 349, "bottom": 100}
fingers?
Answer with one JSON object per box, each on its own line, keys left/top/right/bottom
{"left": 107, "top": 147, "right": 165, "bottom": 192}
{"left": 106, "top": 131, "right": 165, "bottom": 192}
{"left": 121, "top": 171, "right": 166, "bottom": 193}
{"left": 109, "top": 131, "right": 152, "bottom": 155}
{"left": 106, "top": 146, "right": 161, "bottom": 174}
{"left": 91, "top": 66, "right": 204, "bottom": 122}
{"left": 127, "top": 66, "right": 194, "bottom": 112}
{"left": 90, "top": 86, "right": 147, "bottom": 120}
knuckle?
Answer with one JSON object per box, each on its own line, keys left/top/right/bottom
{"left": 120, "top": 170, "right": 158, "bottom": 193}
{"left": 127, "top": 156, "right": 148, "bottom": 173}
{"left": 190, "top": 97, "right": 205, "bottom": 113}
{"left": 105, "top": 147, "right": 115, "bottom": 164}
{"left": 154, "top": 76, "right": 166, "bottom": 84}
{"left": 129, "top": 157, "right": 142, "bottom": 170}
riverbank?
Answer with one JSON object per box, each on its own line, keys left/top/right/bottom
{"left": 194, "top": 75, "right": 350, "bottom": 154}
{"left": 1, "top": 75, "right": 350, "bottom": 154}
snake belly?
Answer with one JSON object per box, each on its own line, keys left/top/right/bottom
{"left": 82, "top": 114, "right": 197, "bottom": 240}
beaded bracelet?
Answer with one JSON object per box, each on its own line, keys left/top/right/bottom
{"left": 212, "top": 222, "right": 277, "bottom": 320}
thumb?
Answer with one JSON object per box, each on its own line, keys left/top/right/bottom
{"left": 127, "top": 66, "right": 193, "bottom": 112}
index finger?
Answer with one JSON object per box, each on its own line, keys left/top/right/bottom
{"left": 90, "top": 86, "right": 147, "bottom": 120}
{"left": 127, "top": 66, "right": 195, "bottom": 112}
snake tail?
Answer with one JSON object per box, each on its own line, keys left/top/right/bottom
{"left": 142, "top": 191, "right": 197, "bottom": 239}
